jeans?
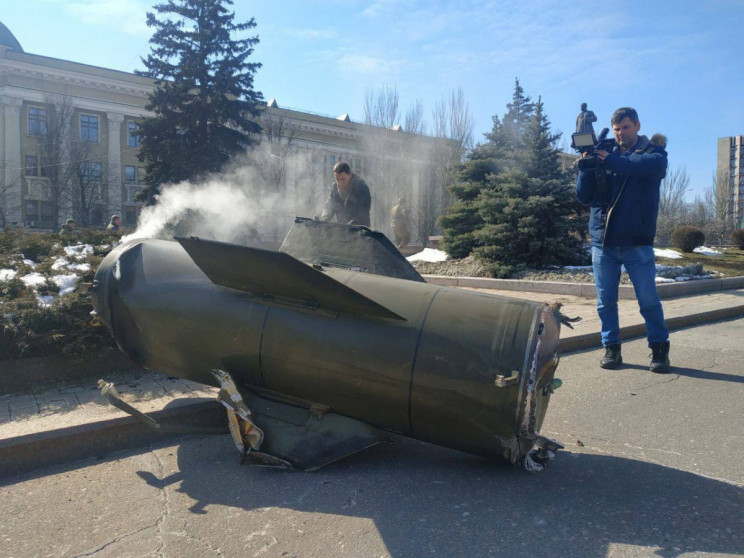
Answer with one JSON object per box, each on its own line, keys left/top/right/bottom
{"left": 591, "top": 245, "right": 669, "bottom": 347}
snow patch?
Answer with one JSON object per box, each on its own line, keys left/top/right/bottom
{"left": 51, "top": 257, "right": 90, "bottom": 273}
{"left": 52, "top": 274, "right": 79, "bottom": 296}
{"left": 693, "top": 246, "right": 724, "bottom": 257}
{"left": 64, "top": 244, "right": 94, "bottom": 260}
{"left": 21, "top": 273, "right": 47, "bottom": 288}
{"left": 0, "top": 269, "right": 17, "bottom": 281}
{"left": 407, "top": 248, "right": 448, "bottom": 263}
{"left": 36, "top": 294, "right": 55, "bottom": 307}
{"left": 654, "top": 248, "right": 682, "bottom": 260}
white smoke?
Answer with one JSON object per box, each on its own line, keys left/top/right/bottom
{"left": 124, "top": 145, "right": 328, "bottom": 246}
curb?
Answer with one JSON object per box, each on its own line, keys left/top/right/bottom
{"left": 0, "top": 399, "right": 226, "bottom": 480}
{"left": 423, "top": 275, "right": 744, "bottom": 300}
{"left": 558, "top": 303, "right": 744, "bottom": 353}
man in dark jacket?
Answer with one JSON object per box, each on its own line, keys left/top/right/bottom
{"left": 576, "top": 107, "right": 670, "bottom": 373}
{"left": 321, "top": 161, "right": 371, "bottom": 227}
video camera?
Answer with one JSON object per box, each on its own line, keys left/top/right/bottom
{"left": 572, "top": 128, "right": 616, "bottom": 172}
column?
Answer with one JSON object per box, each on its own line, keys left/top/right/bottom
{"left": 2, "top": 97, "right": 24, "bottom": 226}
{"left": 106, "top": 112, "right": 124, "bottom": 218}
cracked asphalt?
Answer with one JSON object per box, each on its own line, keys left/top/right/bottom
{"left": 1, "top": 318, "right": 742, "bottom": 558}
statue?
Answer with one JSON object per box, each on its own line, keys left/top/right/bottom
{"left": 390, "top": 197, "right": 411, "bottom": 249}
{"left": 576, "top": 103, "right": 597, "bottom": 134}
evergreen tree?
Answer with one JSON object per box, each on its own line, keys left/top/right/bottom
{"left": 483, "top": 78, "right": 535, "bottom": 166}
{"left": 135, "top": 0, "right": 263, "bottom": 202}
{"left": 440, "top": 85, "right": 588, "bottom": 276}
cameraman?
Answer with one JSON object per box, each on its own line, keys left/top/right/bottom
{"left": 576, "top": 107, "right": 670, "bottom": 373}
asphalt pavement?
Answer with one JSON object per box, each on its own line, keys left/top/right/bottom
{"left": 1, "top": 317, "right": 742, "bottom": 557}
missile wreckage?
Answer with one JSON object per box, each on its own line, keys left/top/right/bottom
{"left": 92, "top": 218, "right": 565, "bottom": 472}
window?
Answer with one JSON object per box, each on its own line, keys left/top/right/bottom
{"left": 80, "top": 114, "right": 99, "bottom": 142}
{"left": 40, "top": 201, "right": 54, "bottom": 221}
{"left": 79, "top": 161, "right": 103, "bottom": 183}
{"left": 125, "top": 166, "right": 136, "bottom": 184}
{"left": 90, "top": 162, "right": 102, "bottom": 181}
{"left": 353, "top": 158, "right": 363, "bottom": 175}
{"left": 329, "top": 155, "right": 336, "bottom": 175}
{"left": 124, "top": 206, "right": 139, "bottom": 226}
{"left": 25, "top": 155, "right": 38, "bottom": 176}
{"left": 25, "top": 201, "right": 54, "bottom": 226}
{"left": 25, "top": 200, "right": 38, "bottom": 220}
{"left": 128, "top": 121, "right": 141, "bottom": 147}
{"left": 27, "top": 107, "right": 47, "bottom": 135}
{"left": 91, "top": 205, "right": 103, "bottom": 225}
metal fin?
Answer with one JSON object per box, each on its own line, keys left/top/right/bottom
{"left": 209, "top": 371, "right": 388, "bottom": 471}
{"left": 176, "top": 235, "right": 405, "bottom": 321}
{"left": 96, "top": 379, "right": 226, "bottom": 435}
{"left": 210, "top": 369, "right": 264, "bottom": 452}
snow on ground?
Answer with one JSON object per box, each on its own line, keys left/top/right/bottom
{"left": 654, "top": 248, "right": 683, "bottom": 259}
{"left": 51, "top": 256, "right": 91, "bottom": 273}
{"left": 694, "top": 246, "right": 724, "bottom": 257}
{"left": 36, "top": 294, "right": 55, "bottom": 307}
{"left": 2, "top": 247, "right": 89, "bottom": 306}
{"left": 64, "top": 244, "right": 94, "bottom": 260}
{"left": 655, "top": 246, "right": 724, "bottom": 259}
{"left": 52, "top": 274, "right": 79, "bottom": 296}
{"left": 20, "top": 273, "right": 47, "bottom": 288}
{"left": 407, "top": 248, "right": 448, "bottom": 263}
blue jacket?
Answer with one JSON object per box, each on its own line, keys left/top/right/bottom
{"left": 576, "top": 134, "right": 667, "bottom": 247}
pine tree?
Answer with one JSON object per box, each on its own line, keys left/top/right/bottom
{"left": 440, "top": 84, "right": 588, "bottom": 276}
{"left": 483, "top": 78, "right": 535, "bottom": 167}
{"left": 135, "top": 0, "right": 263, "bottom": 202}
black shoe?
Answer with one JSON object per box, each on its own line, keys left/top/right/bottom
{"left": 649, "top": 341, "right": 671, "bottom": 373}
{"left": 600, "top": 344, "right": 622, "bottom": 369}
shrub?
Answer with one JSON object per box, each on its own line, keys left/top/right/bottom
{"left": 0, "top": 230, "right": 116, "bottom": 360}
{"left": 671, "top": 226, "right": 705, "bottom": 253}
{"left": 731, "top": 229, "right": 744, "bottom": 250}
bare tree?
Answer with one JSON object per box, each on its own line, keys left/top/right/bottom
{"left": 364, "top": 84, "right": 400, "bottom": 128}
{"left": 683, "top": 194, "right": 711, "bottom": 230}
{"left": 656, "top": 166, "right": 690, "bottom": 244}
{"left": 36, "top": 94, "right": 78, "bottom": 229}
{"left": 430, "top": 88, "right": 474, "bottom": 211}
{"left": 258, "top": 109, "right": 297, "bottom": 195}
{"left": 0, "top": 166, "right": 21, "bottom": 230}
{"left": 703, "top": 169, "right": 732, "bottom": 244}
{"left": 411, "top": 167, "right": 440, "bottom": 248}
{"left": 361, "top": 85, "right": 405, "bottom": 231}
{"left": 68, "top": 138, "right": 103, "bottom": 227}
{"left": 361, "top": 85, "right": 472, "bottom": 243}
{"left": 404, "top": 99, "right": 427, "bottom": 135}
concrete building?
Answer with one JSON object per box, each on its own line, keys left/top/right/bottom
{"left": 717, "top": 135, "right": 744, "bottom": 229}
{"left": 0, "top": 21, "right": 451, "bottom": 239}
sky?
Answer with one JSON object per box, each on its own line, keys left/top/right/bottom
{"left": 2, "top": 0, "right": 743, "bottom": 201}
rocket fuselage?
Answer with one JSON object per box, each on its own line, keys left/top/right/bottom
{"left": 92, "top": 237, "right": 562, "bottom": 465}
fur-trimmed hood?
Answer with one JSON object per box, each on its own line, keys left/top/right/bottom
{"left": 633, "top": 133, "right": 667, "bottom": 153}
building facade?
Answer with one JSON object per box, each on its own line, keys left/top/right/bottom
{"left": 717, "top": 135, "right": 744, "bottom": 229}
{"left": 1, "top": 22, "right": 450, "bottom": 239}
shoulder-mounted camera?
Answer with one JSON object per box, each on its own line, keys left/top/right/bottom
{"left": 572, "top": 128, "right": 616, "bottom": 172}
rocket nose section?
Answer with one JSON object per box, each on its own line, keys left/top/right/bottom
{"left": 90, "top": 241, "right": 143, "bottom": 358}
{"left": 91, "top": 253, "right": 115, "bottom": 332}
